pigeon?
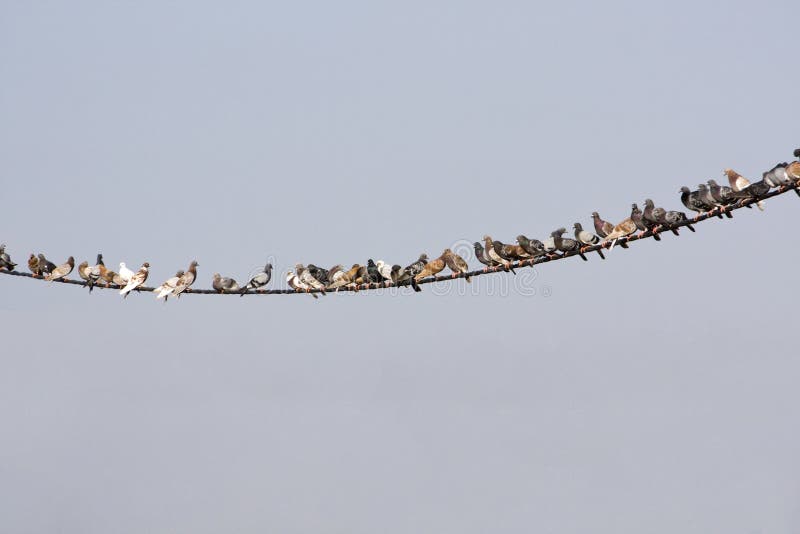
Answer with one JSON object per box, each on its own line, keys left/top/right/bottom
{"left": 344, "top": 264, "right": 366, "bottom": 285}
{"left": 119, "top": 262, "right": 150, "bottom": 297}
{"left": 307, "top": 264, "right": 330, "bottom": 285}
{"left": 603, "top": 217, "right": 637, "bottom": 250}
{"left": 483, "top": 236, "right": 516, "bottom": 273}
{"left": 366, "top": 259, "right": 383, "bottom": 284}
{"left": 212, "top": 273, "right": 240, "bottom": 293}
{"left": 240, "top": 263, "right": 273, "bottom": 295}
{"left": 118, "top": 262, "right": 136, "bottom": 282}
{"left": 443, "top": 248, "right": 470, "bottom": 281}
{"left": 473, "top": 242, "right": 496, "bottom": 270}
{"left": 44, "top": 256, "right": 75, "bottom": 281}
{"left": 172, "top": 261, "right": 199, "bottom": 298}
{"left": 403, "top": 254, "right": 427, "bottom": 292}
{"left": 77, "top": 260, "right": 92, "bottom": 284}
{"left": 551, "top": 228, "right": 587, "bottom": 260}
{"left": 643, "top": 199, "right": 679, "bottom": 237}
{"left": 697, "top": 183, "right": 732, "bottom": 218}
{"left": 573, "top": 223, "right": 605, "bottom": 259}
{"left": 725, "top": 169, "right": 765, "bottom": 210}
{"left": 297, "top": 264, "right": 326, "bottom": 293}
{"left": 631, "top": 203, "right": 663, "bottom": 238}
{"left": 0, "top": 245, "right": 16, "bottom": 271}
{"left": 787, "top": 161, "right": 800, "bottom": 182}
{"left": 592, "top": 212, "right": 628, "bottom": 248}
{"left": 375, "top": 260, "right": 394, "bottom": 282}
{"left": 327, "top": 266, "right": 352, "bottom": 290}
{"left": 287, "top": 270, "right": 318, "bottom": 299}
{"left": 155, "top": 270, "right": 185, "bottom": 300}
{"left": 680, "top": 186, "right": 719, "bottom": 218}
{"left": 663, "top": 210, "right": 696, "bottom": 232}
{"left": 105, "top": 270, "right": 128, "bottom": 287}
{"left": 27, "top": 254, "right": 41, "bottom": 276}
{"left": 414, "top": 253, "right": 446, "bottom": 282}
{"left": 762, "top": 162, "right": 791, "bottom": 188}
{"left": 37, "top": 254, "right": 57, "bottom": 276}
{"left": 706, "top": 179, "right": 746, "bottom": 209}
{"left": 795, "top": 148, "right": 800, "bottom": 159}
{"left": 389, "top": 265, "right": 404, "bottom": 284}
{"left": 516, "top": 235, "right": 545, "bottom": 259}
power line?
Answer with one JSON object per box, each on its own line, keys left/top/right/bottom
{"left": 1, "top": 183, "right": 797, "bottom": 297}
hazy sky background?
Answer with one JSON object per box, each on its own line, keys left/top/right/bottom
{"left": 1, "top": 1, "right": 799, "bottom": 532}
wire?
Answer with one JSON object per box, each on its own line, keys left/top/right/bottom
{"left": 1, "top": 183, "right": 798, "bottom": 296}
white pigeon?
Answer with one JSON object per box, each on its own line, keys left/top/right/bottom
{"left": 118, "top": 262, "right": 135, "bottom": 282}
{"left": 375, "top": 260, "right": 394, "bottom": 281}
{"left": 155, "top": 270, "right": 184, "bottom": 300}
{"left": 120, "top": 262, "right": 149, "bottom": 297}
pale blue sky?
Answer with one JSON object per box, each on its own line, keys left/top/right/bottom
{"left": 1, "top": 1, "right": 799, "bottom": 532}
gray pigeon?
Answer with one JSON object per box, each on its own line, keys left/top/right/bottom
{"left": 516, "top": 235, "right": 545, "bottom": 258}
{"left": 212, "top": 273, "right": 241, "bottom": 293}
{"left": 698, "top": 183, "right": 732, "bottom": 218}
{"left": 664, "top": 210, "right": 696, "bottom": 232}
{"left": 240, "top": 263, "right": 273, "bottom": 296}
{"left": 0, "top": 244, "right": 17, "bottom": 271}
{"left": 631, "top": 203, "right": 661, "bottom": 240}
{"left": 573, "top": 223, "right": 605, "bottom": 259}
{"left": 473, "top": 242, "right": 496, "bottom": 270}
{"left": 762, "top": 162, "right": 791, "bottom": 188}
{"left": 680, "top": 186, "right": 721, "bottom": 219}
{"left": 551, "top": 228, "right": 587, "bottom": 261}
{"left": 644, "top": 199, "right": 679, "bottom": 236}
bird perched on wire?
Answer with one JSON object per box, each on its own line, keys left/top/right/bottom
{"left": 118, "top": 262, "right": 135, "bottom": 283}
{"left": 443, "top": 248, "right": 471, "bottom": 281}
{"left": 414, "top": 252, "right": 446, "bottom": 282}
{"left": 551, "top": 228, "right": 587, "bottom": 260}
{"left": 697, "top": 184, "right": 732, "bottom": 218}
{"left": 663, "top": 210, "right": 696, "bottom": 232}
{"left": 172, "top": 261, "right": 199, "bottom": 298}
{"left": 603, "top": 217, "right": 637, "bottom": 250}
{"left": 0, "top": 244, "right": 16, "bottom": 271}
{"left": 77, "top": 260, "right": 91, "bottom": 285}
{"left": 44, "top": 256, "right": 75, "bottom": 281}
{"left": 212, "top": 273, "right": 240, "bottom": 293}
{"left": 482, "top": 236, "right": 516, "bottom": 273}
{"left": 631, "top": 203, "right": 663, "bottom": 239}
{"left": 375, "top": 260, "right": 395, "bottom": 283}
{"left": 573, "top": 223, "right": 605, "bottom": 259}
{"left": 724, "top": 169, "right": 765, "bottom": 211}
{"left": 473, "top": 242, "right": 497, "bottom": 271}
{"left": 37, "top": 254, "right": 57, "bottom": 276}
{"left": 366, "top": 259, "right": 383, "bottom": 284}
{"left": 307, "top": 264, "right": 330, "bottom": 286}
{"left": 706, "top": 180, "right": 746, "bottom": 210}
{"left": 403, "top": 254, "right": 427, "bottom": 292}
{"left": 680, "top": 186, "right": 720, "bottom": 219}
{"left": 240, "top": 262, "right": 273, "bottom": 295}
{"left": 287, "top": 270, "right": 318, "bottom": 299}
{"left": 120, "top": 262, "right": 150, "bottom": 297}
{"left": 515, "top": 235, "right": 545, "bottom": 260}
{"left": 591, "top": 212, "right": 628, "bottom": 249}
{"left": 643, "top": 199, "right": 678, "bottom": 237}
{"left": 762, "top": 162, "right": 792, "bottom": 188}
{"left": 297, "top": 264, "right": 326, "bottom": 293}
{"left": 155, "top": 271, "right": 185, "bottom": 300}
{"left": 102, "top": 268, "right": 126, "bottom": 288}
{"left": 27, "top": 254, "right": 41, "bottom": 276}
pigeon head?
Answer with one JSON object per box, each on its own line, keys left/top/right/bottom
{"left": 697, "top": 184, "right": 708, "bottom": 191}
{"left": 264, "top": 263, "right": 272, "bottom": 271}
{"left": 418, "top": 253, "right": 428, "bottom": 261}
{"left": 680, "top": 186, "right": 691, "bottom": 193}
{"left": 591, "top": 212, "right": 600, "bottom": 220}
{"left": 573, "top": 222, "right": 583, "bottom": 231}
{"left": 644, "top": 199, "right": 654, "bottom": 208}
{"left": 142, "top": 262, "right": 150, "bottom": 268}
{"left": 707, "top": 179, "right": 719, "bottom": 187}
{"left": 794, "top": 148, "right": 800, "bottom": 158}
